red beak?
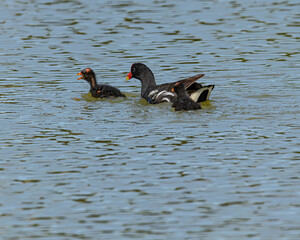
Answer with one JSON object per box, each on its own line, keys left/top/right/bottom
{"left": 126, "top": 72, "right": 132, "bottom": 80}
{"left": 76, "top": 72, "right": 82, "bottom": 80}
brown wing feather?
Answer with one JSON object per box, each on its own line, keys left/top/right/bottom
{"left": 157, "top": 74, "right": 205, "bottom": 92}
{"left": 176, "top": 74, "right": 205, "bottom": 89}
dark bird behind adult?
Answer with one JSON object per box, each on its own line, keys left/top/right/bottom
{"left": 171, "top": 82, "right": 201, "bottom": 111}
{"left": 76, "top": 68, "right": 126, "bottom": 98}
{"left": 126, "top": 63, "right": 214, "bottom": 104}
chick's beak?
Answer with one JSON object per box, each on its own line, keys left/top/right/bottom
{"left": 126, "top": 72, "right": 132, "bottom": 80}
{"left": 76, "top": 72, "right": 82, "bottom": 80}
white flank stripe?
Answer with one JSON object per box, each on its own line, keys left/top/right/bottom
{"left": 156, "top": 90, "right": 167, "bottom": 98}
{"left": 162, "top": 97, "right": 171, "bottom": 102}
{"left": 156, "top": 91, "right": 175, "bottom": 98}
{"left": 148, "top": 90, "right": 158, "bottom": 98}
{"left": 163, "top": 92, "right": 175, "bottom": 97}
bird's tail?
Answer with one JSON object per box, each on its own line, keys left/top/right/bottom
{"left": 189, "top": 85, "right": 215, "bottom": 102}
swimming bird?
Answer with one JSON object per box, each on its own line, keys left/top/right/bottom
{"left": 77, "top": 68, "right": 126, "bottom": 98}
{"left": 171, "top": 82, "right": 201, "bottom": 111}
{"left": 126, "top": 63, "right": 214, "bottom": 104}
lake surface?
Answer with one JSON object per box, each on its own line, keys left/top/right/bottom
{"left": 0, "top": 0, "right": 299, "bottom": 239}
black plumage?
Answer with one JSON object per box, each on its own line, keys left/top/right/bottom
{"left": 126, "top": 63, "right": 214, "bottom": 104}
{"left": 172, "top": 83, "right": 201, "bottom": 111}
{"left": 77, "top": 68, "right": 125, "bottom": 98}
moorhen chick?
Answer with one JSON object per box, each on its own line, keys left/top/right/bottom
{"left": 171, "top": 82, "right": 201, "bottom": 111}
{"left": 77, "top": 68, "right": 126, "bottom": 98}
{"left": 126, "top": 63, "right": 214, "bottom": 104}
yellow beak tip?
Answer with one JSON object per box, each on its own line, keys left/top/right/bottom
{"left": 126, "top": 76, "right": 130, "bottom": 81}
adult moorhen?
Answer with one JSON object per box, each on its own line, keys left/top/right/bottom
{"left": 126, "top": 63, "right": 214, "bottom": 104}
{"left": 77, "top": 68, "right": 126, "bottom": 98}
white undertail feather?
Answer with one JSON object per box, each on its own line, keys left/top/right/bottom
{"left": 190, "top": 86, "right": 214, "bottom": 102}
{"left": 206, "top": 87, "right": 213, "bottom": 100}
{"left": 190, "top": 92, "right": 199, "bottom": 102}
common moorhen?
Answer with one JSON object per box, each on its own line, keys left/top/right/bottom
{"left": 77, "top": 68, "right": 126, "bottom": 98}
{"left": 126, "top": 63, "right": 214, "bottom": 104}
{"left": 171, "top": 82, "right": 201, "bottom": 111}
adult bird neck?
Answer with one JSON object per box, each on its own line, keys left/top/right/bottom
{"left": 139, "top": 71, "right": 157, "bottom": 94}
